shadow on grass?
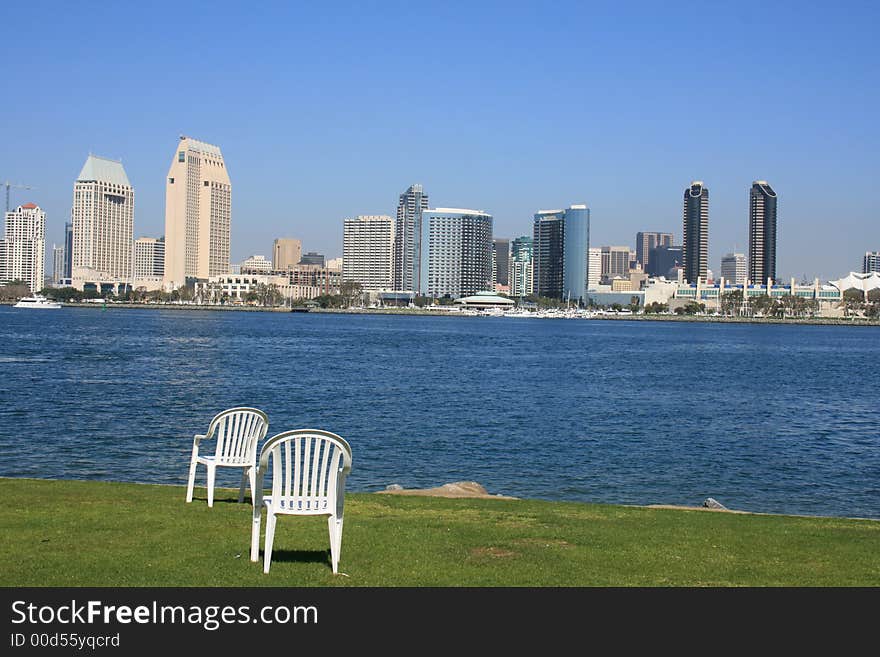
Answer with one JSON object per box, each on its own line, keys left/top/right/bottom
{"left": 264, "top": 549, "right": 331, "bottom": 569}
{"left": 188, "top": 496, "right": 253, "bottom": 506}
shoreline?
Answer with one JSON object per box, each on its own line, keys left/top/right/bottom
{"left": 4, "top": 300, "right": 878, "bottom": 326}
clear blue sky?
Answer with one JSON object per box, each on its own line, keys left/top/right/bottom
{"left": 2, "top": 1, "right": 877, "bottom": 280}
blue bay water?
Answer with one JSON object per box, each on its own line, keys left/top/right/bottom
{"left": 0, "top": 305, "right": 878, "bottom": 519}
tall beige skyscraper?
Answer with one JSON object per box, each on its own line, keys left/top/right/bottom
{"left": 163, "top": 136, "right": 231, "bottom": 288}
{"left": 72, "top": 155, "right": 134, "bottom": 281}
{"left": 273, "top": 238, "right": 302, "bottom": 270}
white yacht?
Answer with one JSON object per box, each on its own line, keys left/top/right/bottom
{"left": 13, "top": 294, "right": 62, "bottom": 309}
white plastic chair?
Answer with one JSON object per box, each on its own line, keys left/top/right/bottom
{"left": 250, "top": 429, "right": 353, "bottom": 574}
{"left": 185, "top": 407, "right": 269, "bottom": 507}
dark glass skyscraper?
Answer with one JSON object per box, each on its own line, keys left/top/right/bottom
{"left": 63, "top": 220, "right": 73, "bottom": 279}
{"left": 748, "top": 180, "right": 778, "bottom": 284}
{"left": 682, "top": 181, "right": 709, "bottom": 283}
{"left": 533, "top": 211, "right": 565, "bottom": 299}
{"left": 394, "top": 183, "right": 429, "bottom": 292}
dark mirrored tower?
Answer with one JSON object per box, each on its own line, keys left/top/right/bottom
{"left": 682, "top": 181, "right": 709, "bottom": 283}
{"left": 748, "top": 181, "right": 778, "bottom": 284}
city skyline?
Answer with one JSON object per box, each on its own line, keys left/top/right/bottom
{"left": 2, "top": 3, "right": 877, "bottom": 281}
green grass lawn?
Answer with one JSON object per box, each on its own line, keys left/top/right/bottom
{"left": 2, "top": 477, "right": 878, "bottom": 586}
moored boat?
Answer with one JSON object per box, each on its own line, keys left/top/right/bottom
{"left": 13, "top": 294, "right": 62, "bottom": 309}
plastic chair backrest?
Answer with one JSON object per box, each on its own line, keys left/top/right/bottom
{"left": 208, "top": 407, "right": 269, "bottom": 465}
{"left": 259, "top": 429, "right": 353, "bottom": 514}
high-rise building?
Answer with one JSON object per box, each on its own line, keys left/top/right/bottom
{"left": 239, "top": 255, "right": 272, "bottom": 273}
{"left": 532, "top": 205, "right": 590, "bottom": 302}
{"left": 272, "top": 238, "right": 302, "bottom": 270}
{"left": 63, "top": 221, "right": 73, "bottom": 280}
{"left": 343, "top": 215, "right": 395, "bottom": 291}
{"left": 72, "top": 155, "right": 134, "bottom": 282}
{"left": 299, "top": 252, "right": 325, "bottom": 267}
{"left": 419, "top": 208, "right": 492, "bottom": 298}
{"left": 133, "top": 237, "right": 165, "bottom": 278}
{"left": 562, "top": 205, "right": 590, "bottom": 304}
{"left": 749, "top": 181, "right": 778, "bottom": 284}
{"left": 394, "top": 183, "right": 429, "bottom": 292}
{"left": 0, "top": 203, "right": 45, "bottom": 292}
{"left": 682, "top": 181, "right": 709, "bottom": 283}
{"left": 509, "top": 236, "right": 533, "bottom": 297}
{"left": 588, "top": 247, "right": 601, "bottom": 288}
{"left": 600, "top": 246, "right": 631, "bottom": 280}
{"left": 864, "top": 251, "right": 880, "bottom": 274}
{"left": 163, "top": 136, "right": 231, "bottom": 288}
{"left": 492, "top": 238, "right": 510, "bottom": 289}
{"left": 533, "top": 210, "right": 565, "bottom": 299}
{"left": 52, "top": 244, "right": 64, "bottom": 284}
{"left": 636, "top": 232, "right": 674, "bottom": 270}
{"left": 648, "top": 245, "right": 683, "bottom": 278}
{"left": 720, "top": 252, "right": 747, "bottom": 285}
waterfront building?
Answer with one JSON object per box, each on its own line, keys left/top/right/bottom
{"left": 532, "top": 205, "right": 590, "bottom": 302}
{"left": 195, "top": 266, "right": 343, "bottom": 304}
{"left": 273, "top": 238, "right": 302, "bottom": 270}
{"left": 863, "top": 251, "right": 880, "bottom": 274}
{"left": 163, "top": 136, "right": 231, "bottom": 289}
{"left": 749, "top": 181, "right": 778, "bottom": 284}
{"left": 299, "top": 251, "right": 325, "bottom": 266}
{"left": 72, "top": 155, "right": 134, "bottom": 283}
{"left": 533, "top": 210, "right": 565, "bottom": 299}
{"left": 419, "top": 208, "right": 493, "bottom": 298}
{"left": 240, "top": 255, "right": 272, "bottom": 273}
{"left": 454, "top": 291, "right": 516, "bottom": 310}
{"left": 588, "top": 247, "right": 601, "bottom": 288}
{"left": 394, "top": 183, "right": 429, "bottom": 292}
{"left": 133, "top": 237, "right": 165, "bottom": 279}
{"left": 492, "top": 238, "right": 510, "bottom": 291}
{"left": 600, "top": 246, "right": 631, "bottom": 280}
{"left": 636, "top": 232, "right": 673, "bottom": 270}
{"left": 720, "top": 252, "right": 747, "bottom": 285}
{"left": 830, "top": 271, "right": 880, "bottom": 301}
{"left": 682, "top": 181, "right": 709, "bottom": 283}
{"left": 562, "top": 205, "right": 590, "bottom": 304}
{"left": 343, "top": 214, "right": 395, "bottom": 291}
{"left": 0, "top": 203, "right": 45, "bottom": 292}
{"left": 509, "top": 236, "right": 534, "bottom": 298}
{"left": 276, "top": 263, "right": 341, "bottom": 298}
{"left": 63, "top": 221, "right": 73, "bottom": 280}
{"left": 52, "top": 244, "right": 64, "bottom": 284}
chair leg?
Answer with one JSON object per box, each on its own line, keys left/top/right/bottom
{"left": 206, "top": 464, "right": 216, "bottom": 508}
{"left": 263, "top": 511, "right": 277, "bottom": 574}
{"left": 185, "top": 458, "right": 198, "bottom": 503}
{"left": 250, "top": 505, "right": 262, "bottom": 562}
{"left": 328, "top": 515, "right": 344, "bottom": 574}
{"left": 238, "top": 469, "right": 247, "bottom": 504}
{"left": 247, "top": 467, "right": 256, "bottom": 505}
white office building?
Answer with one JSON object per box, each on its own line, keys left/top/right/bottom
{"left": 343, "top": 215, "right": 395, "bottom": 291}
{"left": 0, "top": 203, "right": 45, "bottom": 292}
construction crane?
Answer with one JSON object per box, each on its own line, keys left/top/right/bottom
{"left": 2, "top": 181, "right": 34, "bottom": 213}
